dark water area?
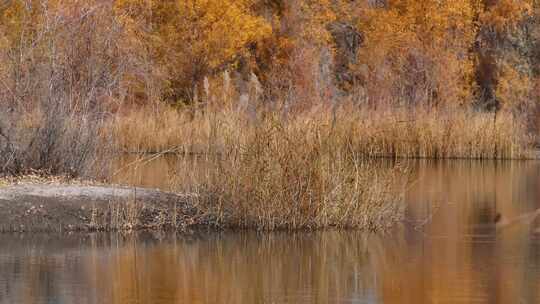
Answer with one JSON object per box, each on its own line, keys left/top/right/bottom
{"left": 3, "top": 159, "right": 540, "bottom": 303}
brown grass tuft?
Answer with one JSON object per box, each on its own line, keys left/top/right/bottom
{"left": 172, "top": 110, "right": 407, "bottom": 231}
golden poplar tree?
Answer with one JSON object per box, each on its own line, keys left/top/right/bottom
{"left": 115, "top": 0, "right": 272, "bottom": 102}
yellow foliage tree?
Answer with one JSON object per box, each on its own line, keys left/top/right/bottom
{"left": 480, "top": 0, "right": 533, "bottom": 31}
{"left": 115, "top": 0, "right": 272, "bottom": 102}
{"left": 349, "top": 0, "right": 535, "bottom": 108}
{"left": 2, "top": 0, "right": 536, "bottom": 110}
{"left": 355, "top": 0, "right": 479, "bottom": 106}
{"left": 474, "top": 0, "right": 534, "bottom": 110}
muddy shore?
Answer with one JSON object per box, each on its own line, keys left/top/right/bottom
{"left": 0, "top": 184, "right": 203, "bottom": 232}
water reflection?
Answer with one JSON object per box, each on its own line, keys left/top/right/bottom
{"left": 2, "top": 160, "right": 540, "bottom": 303}
{"left": 0, "top": 232, "right": 380, "bottom": 304}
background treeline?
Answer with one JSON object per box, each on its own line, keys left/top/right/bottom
{"left": 0, "top": 0, "right": 538, "bottom": 178}
{"left": 1, "top": 0, "right": 538, "bottom": 111}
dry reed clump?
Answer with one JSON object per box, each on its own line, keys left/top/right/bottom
{"left": 111, "top": 105, "right": 239, "bottom": 154}
{"left": 180, "top": 111, "right": 407, "bottom": 231}
{"left": 109, "top": 102, "right": 532, "bottom": 231}
{"left": 112, "top": 104, "right": 533, "bottom": 160}
{"left": 342, "top": 107, "right": 532, "bottom": 159}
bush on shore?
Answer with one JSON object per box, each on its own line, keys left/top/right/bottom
{"left": 0, "top": 103, "right": 111, "bottom": 178}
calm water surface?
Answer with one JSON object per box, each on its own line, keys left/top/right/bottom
{"left": 3, "top": 159, "right": 540, "bottom": 304}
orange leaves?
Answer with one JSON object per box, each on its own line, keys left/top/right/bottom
{"left": 355, "top": 0, "right": 537, "bottom": 109}
{"left": 355, "top": 1, "right": 479, "bottom": 105}
{"left": 480, "top": 0, "right": 533, "bottom": 32}
{"left": 496, "top": 62, "right": 533, "bottom": 108}
{"left": 1, "top": 0, "right": 537, "bottom": 108}
{"left": 114, "top": 0, "right": 272, "bottom": 101}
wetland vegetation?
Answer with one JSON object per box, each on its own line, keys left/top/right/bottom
{"left": 2, "top": 2, "right": 540, "bottom": 303}
{"left": 0, "top": 0, "right": 539, "bottom": 231}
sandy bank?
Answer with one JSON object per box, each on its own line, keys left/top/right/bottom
{"left": 0, "top": 184, "right": 203, "bottom": 232}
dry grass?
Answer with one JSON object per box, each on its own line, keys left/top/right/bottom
{"left": 170, "top": 110, "right": 407, "bottom": 231}
{"left": 0, "top": 105, "right": 111, "bottom": 178}
{"left": 112, "top": 106, "right": 189, "bottom": 153}
{"left": 108, "top": 102, "right": 534, "bottom": 230}
{"left": 344, "top": 106, "right": 532, "bottom": 159}
{"left": 88, "top": 199, "right": 192, "bottom": 232}
{"left": 4, "top": 100, "right": 532, "bottom": 231}
{"left": 112, "top": 103, "right": 533, "bottom": 159}
{"left": 0, "top": 173, "right": 104, "bottom": 188}
{"left": 111, "top": 105, "right": 233, "bottom": 154}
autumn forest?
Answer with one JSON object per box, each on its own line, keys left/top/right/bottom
{"left": 0, "top": 0, "right": 539, "bottom": 230}
{"left": 4, "top": 3, "right": 540, "bottom": 303}
{"left": 3, "top": 0, "right": 535, "bottom": 106}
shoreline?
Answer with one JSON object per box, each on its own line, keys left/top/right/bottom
{"left": 0, "top": 183, "right": 204, "bottom": 233}
{"left": 2, "top": 154, "right": 537, "bottom": 233}
{"left": 118, "top": 149, "right": 540, "bottom": 161}
{"left": 0, "top": 180, "right": 403, "bottom": 233}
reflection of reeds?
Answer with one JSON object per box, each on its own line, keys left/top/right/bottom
{"left": 96, "top": 232, "right": 379, "bottom": 304}
{"left": 0, "top": 232, "right": 380, "bottom": 304}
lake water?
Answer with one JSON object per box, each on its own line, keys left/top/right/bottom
{"left": 2, "top": 159, "right": 540, "bottom": 303}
